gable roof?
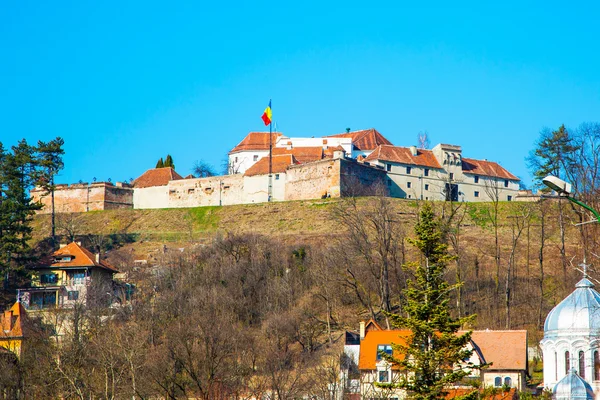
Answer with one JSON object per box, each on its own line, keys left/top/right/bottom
{"left": 461, "top": 158, "right": 519, "bottom": 180}
{"left": 44, "top": 242, "right": 119, "bottom": 273}
{"left": 324, "top": 128, "right": 393, "bottom": 151}
{"left": 230, "top": 132, "right": 283, "bottom": 154}
{"left": 358, "top": 329, "right": 410, "bottom": 370}
{"left": 364, "top": 145, "right": 443, "bottom": 169}
{"left": 0, "top": 302, "right": 27, "bottom": 339}
{"left": 272, "top": 147, "right": 324, "bottom": 163}
{"left": 358, "top": 328, "right": 527, "bottom": 372}
{"left": 133, "top": 167, "right": 183, "bottom": 188}
{"left": 469, "top": 330, "right": 527, "bottom": 370}
{"left": 243, "top": 154, "right": 299, "bottom": 177}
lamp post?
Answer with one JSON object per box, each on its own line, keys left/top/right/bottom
{"left": 542, "top": 175, "right": 600, "bottom": 223}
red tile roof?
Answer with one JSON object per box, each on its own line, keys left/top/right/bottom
{"left": 243, "top": 154, "right": 299, "bottom": 177}
{"left": 445, "top": 388, "right": 518, "bottom": 400}
{"left": 364, "top": 145, "right": 443, "bottom": 169}
{"left": 462, "top": 158, "right": 519, "bottom": 180}
{"left": 133, "top": 167, "right": 183, "bottom": 188}
{"left": 46, "top": 242, "right": 119, "bottom": 273}
{"left": 325, "top": 128, "right": 393, "bottom": 150}
{"left": 272, "top": 147, "right": 324, "bottom": 163}
{"left": 229, "top": 132, "right": 283, "bottom": 153}
{"left": 469, "top": 330, "right": 527, "bottom": 370}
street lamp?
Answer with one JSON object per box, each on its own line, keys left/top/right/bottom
{"left": 542, "top": 175, "right": 600, "bottom": 224}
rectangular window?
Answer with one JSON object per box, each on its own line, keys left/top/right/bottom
{"left": 507, "top": 195, "right": 512, "bottom": 201}
{"left": 424, "top": 169, "right": 429, "bottom": 177}
{"left": 424, "top": 184, "right": 429, "bottom": 191}
{"left": 406, "top": 167, "right": 412, "bottom": 174}
{"left": 275, "top": 174, "right": 280, "bottom": 180}
{"left": 67, "top": 272, "right": 85, "bottom": 285}
{"left": 379, "top": 370, "right": 390, "bottom": 383}
{"left": 449, "top": 173, "right": 454, "bottom": 180}
{"left": 253, "top": 155, "right": 259, "bottom": 161}
{"left": 40, "top": 274, "right": 58, "bottom": 284}
{"left": 376, "top": 344, "right": 393, "bottom": 360}
{"left": 407, "top": 182, "right": 412, "bottom": 188}
{"left": 67, "top": 291, "right": 79, "bottom": 301}
{"left": 504, "top": 179, "right": 509, "bottom": 188}
{"left": 474, "top": 191, "right": 479, "bottom": 198}
{"left": 386, "top": 164, "right": 392, "bottom": 172}
{"left": 474, "top": 175, "right": 479, "bottom": 183}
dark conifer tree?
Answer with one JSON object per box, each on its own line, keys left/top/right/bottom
{"left": 156, "top": 158, "right": 164, "bottom": 168}
{"left": 164, "top": 154, "right": 174, "bottom": 169}
{"left": 385, "top": 203, "right": 478, "bottom": 400}
{"left": 36, "top": 137, "right": 65, "bottom": 248}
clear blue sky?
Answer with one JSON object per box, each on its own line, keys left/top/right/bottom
{"left": 2, "top": 1, "right": 600, "bottom": 188}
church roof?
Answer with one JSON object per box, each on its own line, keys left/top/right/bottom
{"left": 553, "top": 369, "right": 594, "bottom": 400}
{"left": 544, "top": 277, "right": 600, "bottom": 337}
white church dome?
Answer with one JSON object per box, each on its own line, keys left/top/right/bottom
{"left": 544, "top": 278, "right": 600, "bottom": 338}
{"left": 553, "top": 369, "right": 595, "bottom": 400}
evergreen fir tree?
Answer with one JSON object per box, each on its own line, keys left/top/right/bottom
{"left": 156, "top": 158, "right": 164, "bottom": 168}
{"left": 385, "top": 202, "right": 478, "bottom": 400}
{"left": 164, "top": 154, "right": 174, "bottom": 169}
{"left": 35, "top": 137, "right": 65, "bottom": 248}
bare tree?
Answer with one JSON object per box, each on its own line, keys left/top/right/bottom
{"left": 193, "top": 160, "right": 217, "bottom": 178}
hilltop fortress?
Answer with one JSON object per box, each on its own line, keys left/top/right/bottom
{"left": 31, "top": 128, "right": 523, "bottom": 213}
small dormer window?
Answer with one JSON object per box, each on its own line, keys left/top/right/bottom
{"left": 376, "top": 344, "right": 393, "bottom": 360}
{"left": 55, "top": 256, "right": 72, "bottom": 263}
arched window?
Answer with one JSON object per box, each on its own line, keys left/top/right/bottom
{"left": 504, "top": 377, "right": 512, "bottom": 387}
{"left": 566, "top": 351, "right": 571, "bottom": 374}
{"left": 494, "top": 377, "right": 502, "bottom": 387}
{"left": 595, "top": 351, "right": 600, "bottom": 381}
{"left": 579, "top": 351, "right": 586, "bottom": 379}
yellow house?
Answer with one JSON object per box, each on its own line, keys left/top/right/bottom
{"left": 0, "top": 301, "right": 27, "bottom": 359}
{"left": 17, "top": 242, "right": 119, "bottom": 310}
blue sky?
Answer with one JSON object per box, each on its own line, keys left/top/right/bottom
{"left": 2, "top": 1, "right": 599, "bottom": 188}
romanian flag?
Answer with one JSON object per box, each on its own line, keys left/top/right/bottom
{"left": 261, "top": 100, "right": 272, "bottom": 126}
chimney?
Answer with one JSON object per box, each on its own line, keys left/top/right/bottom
{"left": 59, "top": 243, "right": 67, "bottom": 249}
{"left": 95, "top": 253, "right": 100, "bottom": 264}
{"left": 360, "top": 321, "right": 366, "bottom": 340}
{"left": 75, "top": 241, "right": 82, "bottom": 246}
{"left": 409, "top": 146, "right": 418, "bottom": 156}
{"left": 286, "top": 141, "right": 292, "bottom": 150}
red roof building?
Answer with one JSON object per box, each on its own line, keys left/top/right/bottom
{"left": 133, "top": 167, "right": 183, "bottom": 188}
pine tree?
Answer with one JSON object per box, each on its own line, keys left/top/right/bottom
{"left": 0, "top": 140, "right": 42, "bottom": 287}
{"left": 386, "top": 203, "right": 478, "bottom": 400}
{"left": 527, "top": 124, "right": 579, "bottom": 190}
{"left": 164, "top": 154, "right": 174, "bottom": 169}
{"left": 35, "top": 137, "right": 65, "bottom": 248}
{"left": 156, "top": 158, "right": 164, "bottom": 168}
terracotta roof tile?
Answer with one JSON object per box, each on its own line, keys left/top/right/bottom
{"left": 230, "top": 132, "right": 283, "bottom": 153}
{"left": 0, "top": 302, "right": 27, "bottom": 338}
{"left": 469, "top": 330, "right": 527, "bottom": 370}
{"left": 364, "top": 145, "right": 443, "bottom": 169}
{"left": 462, "top": 158, "right": 519, "bottom": 180}
{"left": 358, "top": 329, "right": 410, "bottom": 370}
{"left": 358, "top": 328, "right": 527, "bottom": 372}
{"left": 48, "top": 242, "right": 119, "bottom": 273}
{"left": 324, "top": 128, "right": 393, "bottom": 150}
{"left": 445, "top": 388, "right": 518, "bottom": 400}
{"left": 243, "top": 154, "right": 299, "bottom": 177}
{"left": 272, "top": 147, "right": 324, "bottom": 163}
{"left": 133, "top": 168, "right": 183, "bottom": 188}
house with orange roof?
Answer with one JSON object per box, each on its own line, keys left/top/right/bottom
{"left": 133, "top": 167, "right": 184, "bottom": 209}
{"left": 364, "top": 143, "right": 520, "bottom": 202}
{"left": 0, "top": 301, "right": 29, "bottom": 359}
{"left": 17, "top": 242, "right": 121, "bottom": 311}
{"left": 341, "top": 321, "right": 528, "bottom": 399}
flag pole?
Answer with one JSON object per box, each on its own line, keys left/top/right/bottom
{"left": 268, "top": 99, "right": 272, "bottom": 202}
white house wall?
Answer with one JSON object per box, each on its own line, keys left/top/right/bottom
{"left": 133, "top": 186, "right": 170, "bottom": 209}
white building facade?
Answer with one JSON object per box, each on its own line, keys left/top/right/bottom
{"left": 541, "top": 276, "right": 600, "bottom": 399}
